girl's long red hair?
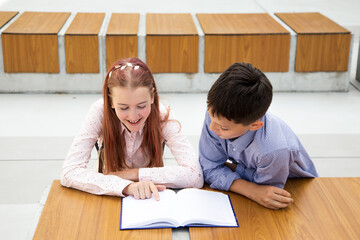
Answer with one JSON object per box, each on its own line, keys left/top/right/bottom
{"left": 102, "top": 58, "right": 167, "bottom": 173}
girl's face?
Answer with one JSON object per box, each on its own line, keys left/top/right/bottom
{"left": 110, "top": 86, "right": 154, "bottom": 132}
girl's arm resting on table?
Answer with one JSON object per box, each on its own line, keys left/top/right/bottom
{"left": 109, "top": 168, "right": 139, "bottom": 182}
{"left": 61, "top": 100, "right": 132, "bottom": 197}
{"left": 229, "top": 179, "right": 293, "bottom": 210}
{"left": 61, "top": 166, "right": 133, "bottom": 197}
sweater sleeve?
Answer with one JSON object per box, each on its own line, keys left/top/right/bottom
{"left": 60, "top": 99, "right": 132, "bottom": 197}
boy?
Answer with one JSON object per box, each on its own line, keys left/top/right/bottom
{"left": 199, "top": 62, "right": 318, "bottom": 209}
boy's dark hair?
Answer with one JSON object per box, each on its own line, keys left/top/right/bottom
{"left": 207, "top": 62, "right": 273, "bottom": 125}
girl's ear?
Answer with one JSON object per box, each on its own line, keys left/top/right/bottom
{"left": 109, "top": 95, "right": 114, "bottom": 109}
{"left": 108, "top": 88, "right": 115, "bottom": 109}
{"left": 151, "top": 88, "right": 155, "bottom": 104}
{"left": 249, "top": 120, "right": 264, "bottom": 131}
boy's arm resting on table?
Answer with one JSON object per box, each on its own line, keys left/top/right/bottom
{"left": 229, "top": 179, "right": 293, "bottom": 210}
{"left": 227, "top": 150, "right": 294, "bottom": 209}
{"left": 199, "top": 116, "right": 293, "bottom": 209}
{"left": 138, "top": 109, "right": 204, "bottom": 189}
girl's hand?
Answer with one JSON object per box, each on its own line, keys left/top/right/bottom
{"left": 123, "top": 181, "right": 166, "bottom": 201}
{"left": 251, "top": 185, "right": 293, "bottom": 209}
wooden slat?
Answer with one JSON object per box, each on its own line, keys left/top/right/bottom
{"left": 2, "top": 12, "right": 70, "bottom": 73}
{"left": 65, "top": 13, "right": 105, "bottom": 73}
{"left": 106, "top": 13, "right": 139, "bottom": 35}
{"left": 106, "top": 36, "right": 138, "bottom": 70}
{"left": 146, "top": 35, "right": 198, "bottom": 73}
{"left": 66, "top": 13, "right": 105, "bottom": 35}
{"left": 2, "top": 34, "right": 59, "bottom": 73}
{"left": 275, "top": 12, "right": 350, "bottom": 34}
{"left": 197, "top": 14, "right": 290, "bottom": 73}
{"left": 275, "top": 12, "right": 351, "bottom": 72}
{"left": 190, "top": 178, "right": 360, "bottom": 240}
{"left": 0, "top": 11, "right": 18, "bottom": 29}
{"left": 296, "top": 34, "right": 351, "bottom": 72}
{"left": 106, "top": 13, "right": 139, "bottom": 70}
{"left": 65, "top": 35, "right": 99, "bottom": 73}
{"left": 197, "top": 13, "right": 289, "bottom": 35}
{"left": 146, "top": 13, "right": 198, "bottom": 35}
{"left": 3, "top": 12, "right": 70, "bottom": 34}
{"left": 204, "top": 34, "right": 290, "bottom": 72}
{"left": 146, "top": 13, "right": 198, "bottom": 73}
{"left": 33, "top": 180, "right": 172, "bottom": 240}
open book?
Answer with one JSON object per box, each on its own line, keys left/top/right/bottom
{"left": 120, "top": 188, "right": 238, "bottom": 230}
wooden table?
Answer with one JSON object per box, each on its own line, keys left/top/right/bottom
{"left": 34, "top": 178, "right": 360, "bottom": 239}
{"left": 33, "top": 180, "right": 171, "bottom": 240}
{"left": 190, "top": 178, "right": 360, "bottom": 239}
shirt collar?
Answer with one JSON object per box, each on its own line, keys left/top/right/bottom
{"left": 228, "top": 113, "right": 267, "bottom": 151}
{"left": 120, "top": 122, "right": 145, "bottom": 137}
{"left": 228, "top": 129, "right": 256, "bottom": 152}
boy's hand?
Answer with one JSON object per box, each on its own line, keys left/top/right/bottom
{"left": 123, "top": 181, "right": 166, "bottom": 201}
{"left": 252, "top": 185, "right": 293, "bottom": 209}
{"left": 229, "top": 179, "right": 293, "bottom": 209}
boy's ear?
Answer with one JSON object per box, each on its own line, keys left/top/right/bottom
{"left": 249, "top": 120, "right": 264, "bottom": 131}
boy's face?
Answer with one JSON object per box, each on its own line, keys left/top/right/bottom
{"left": 207, "top": 109, "right": 264, "bottom": 139}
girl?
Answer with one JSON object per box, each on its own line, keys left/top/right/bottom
{"left": 61, "top": 58, "right": 203, "bottom": 200}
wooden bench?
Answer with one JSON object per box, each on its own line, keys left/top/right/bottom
{"left": 0, "top": 11, "right": 18, "bottom": 29}
{"left": 197, "top": 13, "right": 290, "bottom": 73}
{"left": 65, "top": 13, "right": 105, "bottom": 73}
{"left": 146, "top": 13, "right": 198, "bottom": 73}
{"left": 106, "top": 13, "right": 139, "bottom": 70}
{"left": 275, "top": 12, "right": 351, "bottom": 72}
{"left": 2, "top": 12, "right": 70, "bottom": 73}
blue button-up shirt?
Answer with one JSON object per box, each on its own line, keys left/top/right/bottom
{"left": 199, "top": 111, "right": 318, "bottom": 191}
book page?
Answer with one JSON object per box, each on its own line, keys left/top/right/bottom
{"left": 176, "top": 188, "right": 238, "bottom": 227}
{"left": 121, "top": 189, "right": 179, "bottom": 229}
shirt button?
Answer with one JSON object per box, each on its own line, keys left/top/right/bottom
{"left": 233, "top": 148, "right": 236, "bottom": 151}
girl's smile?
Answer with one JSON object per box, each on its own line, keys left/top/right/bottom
{"left": 127, "top": 118, "right": 142, "bottom": 125}
{"left": 110, "top": 86, "right": 154, "bottom": 132}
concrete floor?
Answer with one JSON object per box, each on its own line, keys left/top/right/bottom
{"left": 1, "top": 0, "right": 360, "bottom": 239}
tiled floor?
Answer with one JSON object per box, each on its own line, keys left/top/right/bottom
{"left": 1, "top": 0, "right": 360, "bottom": 239}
